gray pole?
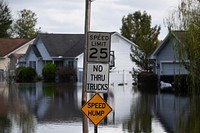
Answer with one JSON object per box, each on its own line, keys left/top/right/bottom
{"left": 94, "top": 125, "right": 98, "bottom": 133}
{"left": 82, "top": 0, "right": 91, "bottom": 133}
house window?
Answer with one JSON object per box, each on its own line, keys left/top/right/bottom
{"left": 110, "top": 51, "right": 115, "bottom": 68}
{"left": 68, "top": 61, "right": 74, "bottom": 68}
{"left": 29, "top": 61, "right": 36, "bottom": 70}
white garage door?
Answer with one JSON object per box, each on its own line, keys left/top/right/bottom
{"left": 161, "top": 62, "right": 188, "bottom": 75}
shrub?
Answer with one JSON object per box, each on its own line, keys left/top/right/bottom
{"left": 137, "top": 71, "right": 158, "bottom": 93}
{"left": 57, "top": 66, "right": 77, "bottom": 82}
{"left": 15, "top": 67, "right": 36, "bottom": 82}
{"left": 42, "top": 63, "right": 56, "bottom": 82}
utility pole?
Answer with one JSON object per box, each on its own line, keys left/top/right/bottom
{"left": 82, "top": 0, "right": 91, "bottom": 133}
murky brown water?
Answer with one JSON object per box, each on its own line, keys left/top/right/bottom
{"left": 0, "top": 81, "right": 199, "bottom": 133}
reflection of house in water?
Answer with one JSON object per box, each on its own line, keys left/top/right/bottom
{"left": 18, "top": 82, "right": 82, "bottom": 123}
{"left": 0, "top": 82, "right": 29, "bottom": 116}
{"left": 155, "top": 94, "right": 189, "bottom": 133}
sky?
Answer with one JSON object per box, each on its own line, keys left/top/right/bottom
{"left": 6, "top": 0, "right": 180, "bottom": 40}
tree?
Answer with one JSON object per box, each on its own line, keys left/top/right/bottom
{"left": 0, "top": 1, "right": 13, "bottom": 37}
{"left": 120, "top": 11, "right": 161, "bottom": 73}
{"left": 12, "top": 9, "right": 40, "bottom": 38}
{"left": 166, "top": 0, "right": 200, "bottom": 92}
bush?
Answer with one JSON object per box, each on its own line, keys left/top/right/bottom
{"left": 57, "top": 66, "right": 77, "bottom": 82}
{"left": 15, "top": 67, "right": 36, "bottom": 82}
{"left": 174, "top": 75, "right": 190, "bottom": 96}
{"left": 137, "top": 71, "right": 158, "bottom": 93}
{"left": 42, "top": 63, "right": 56, "bottom": 82}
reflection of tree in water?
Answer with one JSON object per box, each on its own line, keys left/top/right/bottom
{"left": 177, "top": 96, "right": 200, "bottom": 133}
{"left": 0, "top": 116, "right": 11, "bottom": 133}
{"left": 14, "top": 114, "right": 36, "bottom": 133}
{"left": 0, "top": 83, "right": 36, "bottom": 133}
{"left": 123, "top": 94, "right": 155, "bottom": 133}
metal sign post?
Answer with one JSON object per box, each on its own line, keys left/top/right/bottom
{"left": 82, "top": 0, "right": 91, "bottom": 133}
{"left": 83, "top": 31, "right": 111, "bottom": 133}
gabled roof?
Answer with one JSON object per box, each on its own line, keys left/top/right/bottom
{"left": 31, "top": 45, "right": 42, "bottom": 57}
{"left": 0, "top": 38, "right": 32, "bottom": 57}
{"left": 150, "top": 31, "right": 186, "bottom": 58}
{"left": 32, "top": 32, "right": 136, "bottom": 59}
{"left": 37, "top": 33, "right": 85, "bottom": 58}
{"left": 111, "top": 32, "right": 138, "bottom": 47}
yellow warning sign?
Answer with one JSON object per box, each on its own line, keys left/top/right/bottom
{"left": 81, "top": 93, "right": 112, "bottom": 126}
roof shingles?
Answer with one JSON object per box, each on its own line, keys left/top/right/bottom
{"left": 0, "top": 38, "right": 32, "bottom": 57}
{"left": 39, "top": 34, "right": 85, "bottom": 58}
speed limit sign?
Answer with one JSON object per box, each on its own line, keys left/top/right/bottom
{"left": 87, "top": 32, "right": 111, "bottom": 63}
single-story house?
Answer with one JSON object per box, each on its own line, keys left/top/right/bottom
{"left": 22, "top": 32, "right": 137, "bottom": 84}
{"left": 20, "top": 33, "right": 85, "bottom": 78}
{"left": 0, "top": 38, "right": 34, "bottom": 80}
{"left": 150, "top": 31, "right": 189, "bottom": 82}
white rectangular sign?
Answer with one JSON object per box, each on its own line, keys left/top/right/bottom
{"left": 87, "top": 32, "right": 111, "bottom": 63}
{"left": 86, "top": 63, "right": 109, "bottom": 93}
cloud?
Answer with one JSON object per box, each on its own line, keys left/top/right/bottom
{"left": 6, "top": 0, "right": 180, "bottom": 39}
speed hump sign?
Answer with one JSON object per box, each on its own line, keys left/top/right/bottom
{"left": 81, "top": 93, "right": 112, "bottom": 126}
{"left": 87, "top": 32, "right": 111, "bottom": 63}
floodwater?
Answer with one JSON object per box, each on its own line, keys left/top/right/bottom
{"left": 0, "top": 80, "right": 199, "bottom": 133}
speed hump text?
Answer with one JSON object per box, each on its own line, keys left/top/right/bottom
{"left": 81, "top": 93, "right": 112, "bottom": 126}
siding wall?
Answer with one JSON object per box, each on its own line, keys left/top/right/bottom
{"left": 110, "top": 34, "right": 137, "bottom": 72}
{"left": 26, "top": 49, "right": 42, "bottom": 75}
{"left": 0, "top": 58, "right": 9, "bottom": 71}
{"left": 36, "top": 39, "right": 51, "bottom": 60}
{"left": 156, "top": 39, "right": 188, "bottom": 76}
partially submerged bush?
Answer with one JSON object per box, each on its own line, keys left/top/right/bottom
{"left": 137, "top": 71, "right": 158, "bottom": 93}
{"left": 42, "top": 63, "right": 56, "bottom": 82}
{"left": 57, "top": 66, "right": 77, "bottom": 82}
{"left": 15, "top": 67, "right": 36, "bottom": 82}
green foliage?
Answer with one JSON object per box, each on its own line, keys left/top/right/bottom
{"left": 43, "top": 84, "right": 57, "bottom": 97}
{"left": 166, "top": 0, "right": 200, "bottom": 92}
{"left": 0, "top": 1, "right": 13, "bottom": 37}
{"left": 0, "top": 116, "right": 11, "bottom": 133}
{"left": 15, "top": 67, "right": 36, "bottom": 82}
{"left": 12, "top": 9, "right": 41, "bottom": 38}
{"left": 42, "top": 63, "right": 56, "bottom": 82}
{"left": 120, "top": 11, "right": 160, "bottom": 72}
{"left": 137, "top": 72, "right": 158, "bottom": 93}
{"left": 57, "top": 66, "right": 77, "bottom": 82}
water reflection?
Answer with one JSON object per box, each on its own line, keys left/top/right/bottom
{"left": 18, "top": 82, "right": 82, "bottom": 123}
{"left": 176, "top": 96, "right": 200, "bottom": 133}
{"left": 123, "top": 94, "right": 155, "bottom": 133}
{"left": 0, "top": 82, "right": 82, "bottom": 133}
{"left": 0, "top": 81, "right": 200, "bottom": 133}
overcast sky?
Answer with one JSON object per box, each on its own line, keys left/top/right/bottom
{"left": 6, "top": 0, "right": 180, "bottom": 40}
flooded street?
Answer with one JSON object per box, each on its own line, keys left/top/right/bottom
{"left": 0, "top": 80, "right": 199, "bottom": 133}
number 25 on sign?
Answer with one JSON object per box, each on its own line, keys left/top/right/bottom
{"left": 87, "top": 32, "right": 111, "bottom": 63}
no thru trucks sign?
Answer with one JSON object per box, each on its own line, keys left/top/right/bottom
{"left": 86, "top": 63, "right": 109, "bottom": 93}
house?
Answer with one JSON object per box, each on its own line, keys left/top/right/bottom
{"left": 150, "top": 31, "right": 188, "bottom": 82}
{"left": 23, "top": 32, "right": 137, "bottom": 84}
{"left": 0, "top": 38, "right": 34, "bottom": 80}
{"left": 21, "top": 33, "right": 85, "bottom": 77}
